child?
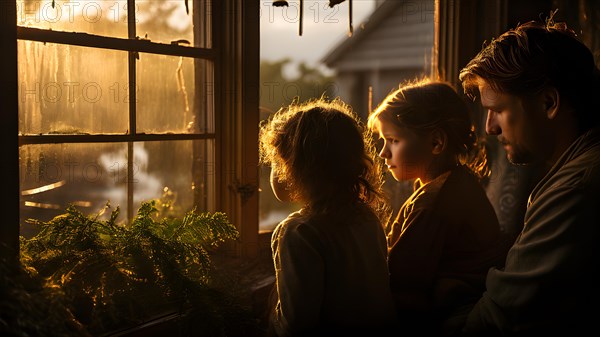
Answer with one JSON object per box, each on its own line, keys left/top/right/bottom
{"left": 367, "top": 79, "right": 508, "bottom": 336}
{"left": 259, "top": 98, "right": 397, "bottom": 336}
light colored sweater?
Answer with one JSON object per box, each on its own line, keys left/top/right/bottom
{"left": 270, "top": 206, "right": 397, "bottom": 336}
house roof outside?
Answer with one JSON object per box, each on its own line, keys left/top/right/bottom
{"left": 322, "top": 0, "right": 434, "bottom": 72}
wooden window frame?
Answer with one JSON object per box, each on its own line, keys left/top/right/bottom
{"left": 0, "top": 0, "right": 260, "bottom": 262}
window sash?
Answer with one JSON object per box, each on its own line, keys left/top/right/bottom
{"left": 17, "top": 0, "right": 216, "bottom": 143}
{"left": 16, "top": 0, "right": 217, "bottom": 221}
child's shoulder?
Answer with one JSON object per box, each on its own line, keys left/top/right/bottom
{"left": 271, "top": 210, "right": 326, "bottom": 250}
{"left": 410, "top": 166, "right": 473, "bottom": 211}
{"left": 408, "top": 173, "right": 450, "bottom": 212}
{"left": 272, "top": 209, "right": 315, "bottom": 238}
{"left": 274, "top": 205, "right": 380, "bottom": 235}
{"left": 276, "top": 210, "right": 308, "bottom": 229}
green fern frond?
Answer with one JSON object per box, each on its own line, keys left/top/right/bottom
{"left": 18, "top": 199, "right": 243, "bottom": 335}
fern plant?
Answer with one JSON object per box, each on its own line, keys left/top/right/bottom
{"left": 19, "top": 200, "right": 254, "bottom": 336}
{"left": 0, "top": 256, "right": 92, "bottom": 337}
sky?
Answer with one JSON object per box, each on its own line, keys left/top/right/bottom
{"left": 260, "top": 0, "right": 376, "bottom": 76}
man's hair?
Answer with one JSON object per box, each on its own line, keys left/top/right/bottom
{"left": 460, "top": 17, "right": 600, "bottom": 131}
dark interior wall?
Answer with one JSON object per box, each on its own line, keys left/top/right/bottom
{"left": 507, "top": 0, "right": 553, "bottom": 26}
{"left": 505, "top": 0, "right": 600, "bottom": 63}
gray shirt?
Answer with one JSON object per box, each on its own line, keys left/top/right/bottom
{"left": 463, "top": 127, "right": 600, "bottom": 336}
{"left": 271, "top": 206, "right": 397, "bottom": 336}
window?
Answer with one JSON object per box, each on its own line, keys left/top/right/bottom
{"left": 2, "top": 0, "right": 260, "bottom": 259}
{"left": 17, "top": 0, "right": 214, "bottom": 232}
{"left": 259, "top": 0, "right": 435, "bottom": 229}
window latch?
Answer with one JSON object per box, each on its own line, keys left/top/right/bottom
{"left": 230, "top": 179, "right": 257, "bottom": 202}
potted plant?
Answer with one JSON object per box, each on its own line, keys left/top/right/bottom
{"left": 6, "top": 200, "right": 260, "bottom": 336}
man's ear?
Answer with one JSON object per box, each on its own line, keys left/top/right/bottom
{"left": 544, "top": 87, "right": 560, "bottom": 120}
{"left": 430, "top": 128, "right": 447, "bottom": 155}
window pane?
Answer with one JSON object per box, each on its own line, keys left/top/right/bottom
{"left": 17, "top": 0, "right": 128, "bottom": 38}
{"left": 132, "top": 140, "right": 215, "bottom": 216}
{"left": 20, "top": 143, "right": 127, "bottom": 238}
{"left": 20, "top": 139, "right": 214, "bottom": 238}
{"left": 137, "top": 54, "right": 214, "bottom": 134}
{"left": 18, "top": 41, "right": 129, "bottom": 135}
{"left": 137, "top": 0, "right": 212, "bottom": 48}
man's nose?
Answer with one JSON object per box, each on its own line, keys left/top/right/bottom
{"left": 485, "top": 110, "right": 501, "bottom": 135}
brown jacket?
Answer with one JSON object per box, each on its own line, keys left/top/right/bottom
{"left": 388, "top": 165, "right": 506, "bottom": 335}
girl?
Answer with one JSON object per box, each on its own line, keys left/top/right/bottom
{"left": 368, "top": 80, "right": 508, "bottom": 336}
{"left": 260, "top": 98, "right": 397, "bottom": 336}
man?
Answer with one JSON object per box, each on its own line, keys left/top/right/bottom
{"left": 459, "top": 19, "right": 600, "bottom": 336}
